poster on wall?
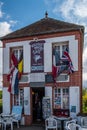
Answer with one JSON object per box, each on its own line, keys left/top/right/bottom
{"left": 30, "top": 40, "right": 45, "bottom": 72}
{"left": 71, "top": 106, "right": 76, "bottom": 113}
{"left": 42, "top": 97, "right": 51, "bottom": 119}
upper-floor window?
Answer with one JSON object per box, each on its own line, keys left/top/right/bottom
{"left": 53, "top": 42, "right": 69, "bottom": 66}
{"left": 13, "top": 48, "right": 23, "bottom": 61}
{"left": 11, "top": 47, "right": 23, "bottom": 73}
{"left": 52, "top": 42, "right": 71, "bottom": 82}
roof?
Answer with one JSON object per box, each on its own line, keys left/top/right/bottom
{"left": 1, "top": 17, "right": 84, "bottom": 40}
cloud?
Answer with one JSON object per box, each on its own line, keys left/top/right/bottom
{"left": 0, "top": 1, "right": 3, "bottom": 18}
{"left": 60, "top": 1, "right": 87, "bottom": 87}
{"left": 0, "top": 1, "right": 12, "bottom": 37}
{"left": 0, "top": 1, "right": 17, "bottom": 37}
{"left": 74, "top": 1, "right": 87, "bottom": 18}
{"left": 52, "top": 0, "right": 87, "bottom": 23}
{"left": 0, "top": 22, "right": 12, "bottom": 37}
{"left": 0, "top": 1, "right": 16, "bottom": 88}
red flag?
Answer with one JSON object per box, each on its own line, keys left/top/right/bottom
{"left": 8, "top": 84, "right": 11, "bottom": 93}
{"left": 63, "top": 50, "right": 71, "bottom": 62}
{"left": 52, "top": 65, "right": 57, "bottom": 82}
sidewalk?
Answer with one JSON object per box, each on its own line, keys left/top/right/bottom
{"left": 2, "top": 125, "right": 87, "bottom": 130}
{"left": 14, "top": 125, "right": 45, "bottom": 130}
{"left": 14, "top": 125, "right": 87, "bottom": 130}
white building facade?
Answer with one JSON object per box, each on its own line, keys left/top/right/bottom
{"left": 1, "top": 16, "right": 84, "bottom": 125}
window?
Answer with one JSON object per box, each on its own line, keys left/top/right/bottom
{"left": 54, "top": 88, "right": 61, "bottom": 109}
{"left": 14, "top": 89, "right": 24, "bottom": 114}
{"left": 62, "top": 88, "right": 69, "bottom": 109}
{"left": 54, "top": 88, "right": 69, "bottom": 109}
{"left": 52, "top": 42, "right": 70, "bottom": 82}
{"left": 12, "top": 47, "right": 23, "bottom": 72}
{"left": 53, "top": 42, "right": 69, "bottom": 66}
{"left": 13, "top": 47, "right": 23, "bottom": 61}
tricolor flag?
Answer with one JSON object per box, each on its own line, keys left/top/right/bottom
{"left": 7, "top": 52, "right": 19, "bottom": 94}
{"left": 53, "top": 47, "right": 60, "bottom": 66}
{"left": 18, "top": 51, "right": 23, "bottom": 79}
{"left": 7, "top": 52, "right": 18, "bottom": 82}
{"left": 11, "top": 67, "right": 19, "bottom": 94}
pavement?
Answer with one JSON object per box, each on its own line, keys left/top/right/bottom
{"left": 13, "top": 125, "right": 87, "bottom": 130}
{"left": 14, "top": 125, "right": 45, "bottom": 130}
{"left": 1, "top": 124, "right": 87, "bottom": 130}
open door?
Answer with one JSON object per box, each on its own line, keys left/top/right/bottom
{"left": 32, "top": 87, "right": 44, "bottom": 123}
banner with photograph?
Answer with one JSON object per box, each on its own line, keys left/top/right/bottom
{"left": 30, "top": 40, "right": 45, "bottom": 72}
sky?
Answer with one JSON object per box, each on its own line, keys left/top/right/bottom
{"left": 0, "top": 0, "right": 87, "bottom": 88}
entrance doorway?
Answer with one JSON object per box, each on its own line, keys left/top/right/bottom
{"left": 32, "top": 87, "right": 44, "bottom": 123}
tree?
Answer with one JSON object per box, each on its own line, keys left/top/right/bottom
{"left": 82, "top": 88, "right": 87, "bottom": 113}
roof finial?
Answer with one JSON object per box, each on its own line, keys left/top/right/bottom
{"left": 45, "top": 11, "right": 48, "bottom": 18}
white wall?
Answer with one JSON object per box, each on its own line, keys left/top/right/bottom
{"left": 24, "top": 87, "right": 30, "bottom": 115}
{"left": 44, "top": 41, "right": 52, "bottom": 72}
{"left": 24, "top": 44, "right": 31, "bottom": 73}
{"left": 69, "top": 86, "right": 80, "bottom": 117}
{"left": 3, "top": 87, "right": 10, "bottom": 114}
{"left": 69, "top": 39, "right": 78, "bottom": 70}
{"left": 3, "top": 35, "right": 78, "bottom": 74}
{"left": 3, "top": 47, "right": 9, "bottom": 74}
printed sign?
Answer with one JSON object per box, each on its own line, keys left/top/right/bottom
{"left": 71, "top": 106, "right": 76, "bottom": 113}
{"left": 30, "top": 40, "right": 45, "bottom": 72}
{"left": 45, "top": 74, "right": 54, "bottom": 83}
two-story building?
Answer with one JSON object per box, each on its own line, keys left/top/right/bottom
{"left": 1, "top": 13, "right": 84, "bottom": 125}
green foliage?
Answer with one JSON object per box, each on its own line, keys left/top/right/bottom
{"left": 82, "top": 88, "right": 87, "bottom": 113}
{"left": 0, "top": 90, "right": 2, "bottom": 99}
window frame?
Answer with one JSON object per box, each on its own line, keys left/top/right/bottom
{"left": 11, "top": 47, "right": 23, "bottom": 72}
{"left": 52, "top": 41, "right": 69, "bottom": 66}
{"left": 54, "top": 88, "right": 69, "bottom": 109}
{"left": 14, "top": 88, "right": 24, "bottom": 114}
{"left": 52, "top": 42, "right": 69, "bottom": 82}
{"left": 12, "top": 47, "right": 23, "bottom": 61}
